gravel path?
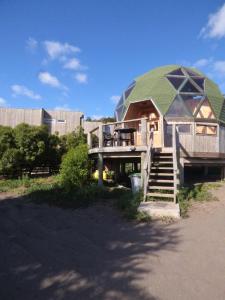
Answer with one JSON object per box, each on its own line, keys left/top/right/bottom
{"left": 0, "top": 185, "right": 225, "bottom": 300}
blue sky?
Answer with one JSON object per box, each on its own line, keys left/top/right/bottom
{"left": 0, "top": 0, "right": 225, "bottom": 119}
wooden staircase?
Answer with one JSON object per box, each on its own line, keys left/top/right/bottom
{"left": 146, "top": 151, "right": 177, "bottom": 202}
{"left": 143, "top": 125, "right": 178, "bottom": 203}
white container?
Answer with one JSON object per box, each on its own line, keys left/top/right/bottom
{"left": 129, "top": 173, "right": 142, "bottom": 194}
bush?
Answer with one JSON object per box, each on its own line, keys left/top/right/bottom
{"left": 60, "top": 144, "right": 90, "bottom": 190}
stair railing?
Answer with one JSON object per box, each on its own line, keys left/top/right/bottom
{"left": 143, "top": 128, "right": 154, "bottom": 201}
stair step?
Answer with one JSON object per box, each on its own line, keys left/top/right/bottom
{"left": 149, "top": 179, "right": 174, "bottom": 183}
{"left": 153, "top": 162, "right": 173, "bottom": 165}
{"left": 151, "top": 167, "right": 174, "bottom": 170}
{"left": 149, "top": 186, "right": 175, "bottom": 190}
{"left": 154, "top": 156, "right": 172, "bottom": 158}
{"left": 150, "top": 173, "right": 174, "bottom": 176}
{"left": 147, "top": 193, "right": 175, "bottom": 198}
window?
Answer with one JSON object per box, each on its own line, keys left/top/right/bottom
{"left": 192, "top": 77, "right": 204, "bottom": 90}
{"left": 185, "top": 68, "right": 199, "bottom": 77}
{"left": 149, "top": 122, "right": 158, "bottom": 131}
{"left": 196, "top": 124, "right": 217, "bottom": 135}
{"left": 57, "top": 119, "right": 66, "bottom": 123}
{"left": 44, "top": 118, "right": 55, "bottom": 124}
{"left": 167, "top": 76, "right": 185, "bottom": 89}
{"left": 124, "top": 85, "right": 135, "bottom": 99}
{"left": 166, "top": 95, "right": 192, "bottom": 117}
{"left": 196, "top": 99, "right": 215, "bottom": 119}
{"left": 167, "top": 68, "right": 185, "bottom": 76}
{"left": 180, "top": 80, "right": 200, "bottom": 93}
{"left": 177, "top": 124, "right": 191, "bottom": 134}
{"left": 115, "top": 105, "right": 125, "bottom": 121}
{"left": 180, "top": 94, "right": 204, "bottom": 114}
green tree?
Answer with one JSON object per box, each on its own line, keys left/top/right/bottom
{"left": 60, "top": 143, "right": 90, "bottom": 190}
{"left": 0, "top": 126, "right": 15, "bottom": 157}
{"left": 14, "top": 123, "right": 49, "bottom": 172}
{"left": 60, "top": 126, "right": 87, "bottom": 152}
{"left": 0, "top": 148, "right": 22, "bottom": 177}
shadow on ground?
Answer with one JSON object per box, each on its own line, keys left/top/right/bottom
{"left": 0, "top": 194, "right": 180, "bottom": 300}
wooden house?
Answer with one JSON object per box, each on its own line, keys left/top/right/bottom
{"left": 88, "top": 65, "right": 225, "bottom": 202}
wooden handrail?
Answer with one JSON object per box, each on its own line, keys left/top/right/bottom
{"left": 102, "top": 117, "right": 147, "bottom": 126}
{"left": 89, "top": 126, "right": 99, "bottom": 134}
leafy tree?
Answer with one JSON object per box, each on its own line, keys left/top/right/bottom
{"left": 0, "top": 148, "right": 22, "bottom": 177}
{"left": 60, "top": 126, "right": 87, "bottom": 152}
{"left": 0, "top": 126, "right": 15, "bottom": 157}
{"left": 60, "top": 143, "right": 90, "bottom": 190}
{"left": 14, "top": 123, "right": 49, "bottom": 172}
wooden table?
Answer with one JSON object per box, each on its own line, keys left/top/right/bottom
{"left": 114, "top": 128, "right": 136, "bottom": 146}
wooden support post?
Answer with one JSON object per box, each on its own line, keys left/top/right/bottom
{"left": 141, "top": 118, "right": 147, "bottom": 146}
{"left": 141, "top": 152, "right": 146, "bottom": 188}
{"left": 204, "top": 166, "right": 209, "bottom": 177}
{"left": 121, "top": 162, "right": 126, "bottom": 175}
{"left": 99, "top": 125, "right": 103, "bottom": 148}
{"left": 221, "top": 166, "right": 225, "bottom": 181}
{"left": 114, "top": 159, "right": 120, "bottom": 183}
{"left": 134, "top": 162, "right": 138, "bottom": 172}
{"left": 98, "top": 153, "right": 103, "bottom": 186}
{"left": 179, "top": 157, "right": 184, "bottom": 187}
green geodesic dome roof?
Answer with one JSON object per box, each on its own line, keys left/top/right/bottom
{"left": 115, "top": 65, "right": 225, "bottom": 123}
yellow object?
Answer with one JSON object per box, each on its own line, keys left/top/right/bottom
{"left": 93, "top": 170, "right": 107, "bottom": 180}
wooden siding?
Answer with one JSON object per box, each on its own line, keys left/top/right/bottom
{"left": 0, "top": 108, "right": 43, "bottom": 127}
{"left": 0, "top": 108, "right": 84, "bottom": 136}
{"left": 45, "top": 110, "right": 83, "bottom": 135}
{"left": 219, "top": 125, "right": 225, "bottom": 154}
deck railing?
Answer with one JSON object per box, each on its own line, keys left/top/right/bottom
{"left": 87, "top": 117, "right": 149, "bottom": 149}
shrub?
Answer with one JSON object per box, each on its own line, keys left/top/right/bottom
{"left": 60, "top": 143, "right": 90, "bottom": 190}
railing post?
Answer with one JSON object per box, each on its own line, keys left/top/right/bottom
{"left": 98, "top": 153, "right": 103, "bottom": 186}
{"left": 141, "top": 118, "right": 147, "bottom": 146}
{"left": 99, "top": 124, "right": 103, "bottom": 148}
{"left": 172, "top": 124, "right": 178, "bottom": 203}
{"left": 87, "top": 132, "right": 92, "bottom": 149}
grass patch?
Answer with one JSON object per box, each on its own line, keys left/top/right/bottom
{"left": 0, "top": 176, "right": 149, "bottom": 222}
{"left": 0, "top": 176, "right": 57, "bottom": 193}
{"left": 178, "top": 182, "right": 219, "bottom": 217}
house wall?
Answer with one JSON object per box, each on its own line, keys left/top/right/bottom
{"left": 165, "top": 120, "right": 221, "bottom": 154}
{"left": 0, "top": 107, "right": 85, "bottom": 135}
{"left": 83, "top": 121, "right": 102, "bottom": 134}
{"left": 0, "top": 108, "right": 43, "bottom": 127}
{"left": 43, "top": 110, "right": 83, "bottom": 135}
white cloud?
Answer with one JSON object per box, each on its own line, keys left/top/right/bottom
{"left": 75, "top": 73, "right": 88, "bottom": 84}
{"left": 213, "top": 60, "right": 225, "bottom": 74}
{"left": 63, "top": 58, "right": 82, "bottom": 70}
{"left": 38, "top": 72, "right": 67, "bottom": 90}
{"left": 11, "top": 84, "right": 41, "bottom": 100}
{"left": 200, "top": 4, "right": 225, "bottom": 39}
{"left": 91, "top": 115, "right": 103, "bottom": 120}
{"left": 0, "top": 97, "right": 7, "bottom": 107}
{"left": 193, "top": 58, "right": 211, "bottom": 68}
{"left": 43, "top": 40, "right": 80, "bottom": 59}
{"left": 110, "top": 95, "right": 120, "bottom": 104}
{"left": 26, "top": 37, "right": 38, "bottom": 51}
{"left": 54, "top": 104, "right": 71, "bottom": 111}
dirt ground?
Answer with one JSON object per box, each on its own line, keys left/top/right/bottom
{"left": 0, "top": 184, "right": 225, "bottom": 300}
